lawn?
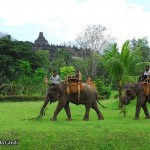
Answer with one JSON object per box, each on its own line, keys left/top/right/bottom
{"left": 0, "top": 98, "right": 150, "bottom": 150}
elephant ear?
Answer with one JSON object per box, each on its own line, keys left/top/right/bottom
{"left": 59, "top": 82, "right": 66, "bottom": 93}
{"left": 134, "top": 83, "right": 142, "bottom": 95}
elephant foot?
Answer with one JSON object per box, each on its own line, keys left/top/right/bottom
{"left": 134, "top": 117, "right": 139, "bottom": 120}
{"left": 145, "top": 116, "right": 150, "bottom": 119}
{"left": 98, "top": 117, "right": 104, "bottom": 120}
{"left": 83, "top": 117, "right": 89, "bottom": 121}
{"left": 50, "top": 117, "right": 57, "bottom": 121}
{"left": 66, "top": 118, "right": 72, "bottom": 121}
{"left": 40, "top": 112, "right": 45, "bottom": 117}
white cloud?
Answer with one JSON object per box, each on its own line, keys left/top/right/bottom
{"left": 0, "top": 0, "right": 150, "bottom": 46}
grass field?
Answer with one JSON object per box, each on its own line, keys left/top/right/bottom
{"left": 0, "top": 98, "right": 150, "bottom": 150}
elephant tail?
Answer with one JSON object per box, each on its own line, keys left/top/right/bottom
{"left": 95, "top": 92, "right": 107, "bottom": 108}
{"left": 97, "top": 100, "right": 107, "bottom": 108}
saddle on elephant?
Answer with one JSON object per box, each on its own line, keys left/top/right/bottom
{"left": 64, "top": 74, "right": 84, "bottom": 95}
{"left": 141, "top": 78, "right": 150, "bottom": 97}
{"left": 65, "top": 82, "right": 85, "bottom": 95}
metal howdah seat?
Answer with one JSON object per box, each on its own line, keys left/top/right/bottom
{"left": 67, "top": 75, "right": 79, "bottom": 83}
{"left": 66, "top": 72, "right": 82, "bottom": 83}
{"left": 147, "top": 77, "right": 150, "bottom": 83}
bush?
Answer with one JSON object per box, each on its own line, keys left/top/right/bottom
{"left": 0, "top": 95, "right": 46, "bottom": 102}
{"left": 114, "top": 94, "right": 119, "bottom": 99}
{"left": 94, "top": 78, "right": 111, "bottom": 99}
{"left": 60, "top": 66, "right": 75, "bottom": 80}
{"left": 98, "top": 86, "right": 111, "bottom": 99}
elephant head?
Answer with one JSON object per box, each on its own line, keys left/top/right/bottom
{"left": 40, "top": 84, "right": 63, "bottom": 116}
{"left": 121, "top": 83, "right": 137, "bottom": 105}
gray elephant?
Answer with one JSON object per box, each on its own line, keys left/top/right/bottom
{"left": 40, "top": 82, "right": 104, "bottom": 121}
{"left": 121, "top": 83, "right": 150, "bottom": 120}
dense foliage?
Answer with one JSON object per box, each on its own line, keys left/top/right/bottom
{"left": 0, "top": 35, "right": 50, "bottom": 95}
{"left": 0, "top": 32, "right": 150, "bottom": 100}
{"left": 94, "top": 78, "right": 111, "bottom": 99}
{"left": 0, "top": 95, "right": 45, "bottom": 102}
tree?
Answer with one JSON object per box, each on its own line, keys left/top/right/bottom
{"left": 49, "top": 48, "right": 74, "bottom": 73}
{"left": 16, "top": 60, "right": 32, "bottom": 95}
{"left": 75, "top": 24, "right": 114, "bottom": 77}
{"left": 130, "top": 37, "right": 150, "bottom": 62}
{"left": 128, "top": 37, "right": 150, "bottom": 77}
{"left": 0, "top": 35, "right": 17, "bottom": 89}
{"left": 103, "top": 41, "right": 134, "bottom": 108}
{"left": 60, "top": 66, "right": 75, "bottom": 80}
{"left": 0, "top": 34, "right": 51, "bottom": 95}
{"left": 33, "top": 68, "right": 47, "bottom": 96}
{"left": 34, "top": 50, "right": 50, "bottom": 70}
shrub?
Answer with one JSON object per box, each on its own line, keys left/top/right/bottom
{"left": 0, "top": 95, "right": 46, "bottom": 102}
{"left": 60, "top": 66, "right": 75, "bottom": 80}
{"left": 98, "top": 86, "right": 111, "bottom": 99}
{"left": 114, "top": 94, "right": 119, "bottom": 99}
{"left": 94, "top": 78, "right": 111, "bottom": 99}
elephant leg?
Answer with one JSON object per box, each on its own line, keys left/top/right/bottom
{"left": 64, "top": 101, "right": 72, "bottom": 121}
{"left": 134, "top": 102, "right": 142, "bottom": 120}
{"left": 91, "top": 101, "right": 104, "bottom": 120}
{"left": 83, "top": 105, "right": 90, "bottom": 121}
{"left": 142, "top": 102, "right": 150, "bottom": 119}
{"left": 40, "top": 97, "right": 49, "bottom": 116}
{"left": 50, "top": 100, "right": 67, "bottom": 121}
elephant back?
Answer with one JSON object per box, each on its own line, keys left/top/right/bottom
{"left": 65, "top": 82, "right": 85, "bottom": 95}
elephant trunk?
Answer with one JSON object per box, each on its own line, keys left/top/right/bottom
{"left": 40, "top": 97, "right": 50, "bottom": 116}
{"left": 120, "top": 95, "right": 131, "bottom": 105}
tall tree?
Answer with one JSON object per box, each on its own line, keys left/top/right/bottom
{"left": 0, "top": 35, "right": 50, "bottom": 91}
{"left": 103, "top": 41, "right": 137, "bottom": 108}
{"left": 130, "top": 37, "right": 150, "bottom": 62}
{"left": 49, "top": 48, "right": 73, "bottom": 72}
{"left": 75, "top": 24, "right": 114, "bottom": 77}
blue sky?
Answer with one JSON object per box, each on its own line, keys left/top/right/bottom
{"left": 0, "top": 0, "right": 150, "bottom": 46}
{"left": 128, "top": 0, "right": 150, "bottom": 11}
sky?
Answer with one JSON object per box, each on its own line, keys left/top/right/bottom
{"left": 0, "top": 0, "right": 150, "bottom": 47}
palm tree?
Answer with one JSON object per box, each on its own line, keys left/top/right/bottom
{"left": 103, "top": 40, "right": 132, "bottom": 108}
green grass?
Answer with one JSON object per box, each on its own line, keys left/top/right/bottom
{"left": 0, "top": 99, "right": 150, "bottom": 150}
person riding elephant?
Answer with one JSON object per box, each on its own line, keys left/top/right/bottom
{"left": 121, "top": 83, "right": 150, "bottom": 120}
{"left": 50, "top": 70, "right": 62, "bottom": 85}
{"left": 139, "top": 65, "right": 150, "bottom": 82}
{"left": 40, "top": 81, "right": 104, "bottom": 121}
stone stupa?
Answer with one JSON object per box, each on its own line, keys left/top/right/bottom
{"left": 32, "top": 32, "right": 50, "bottom": 50}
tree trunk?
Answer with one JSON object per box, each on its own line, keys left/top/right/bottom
{"left": 118, "top": 80, "right": 123, "bottom": 108}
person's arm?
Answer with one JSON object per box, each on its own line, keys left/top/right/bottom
{"left": 44, "top": 77, "right": 48, "bottom": 84}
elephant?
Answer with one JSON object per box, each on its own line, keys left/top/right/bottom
{"left": 40, "top": 82, "right": 104, "bottom": 121}
{"left": 121, "top": 83, "right": 150, "bottom": 120}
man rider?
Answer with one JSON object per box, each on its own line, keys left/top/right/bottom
{"left": 49, "top": 70, "right": 62, "bottom": 86}
{"left": 139, "top": 65, "right": 150, "bottom": 82}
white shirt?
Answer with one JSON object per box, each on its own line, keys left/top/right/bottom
{"left": 50, "top": 75, "right": 61, "bottom": 84}
{"left": 144, "top": 70, "right": 150, "bottom": 75}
